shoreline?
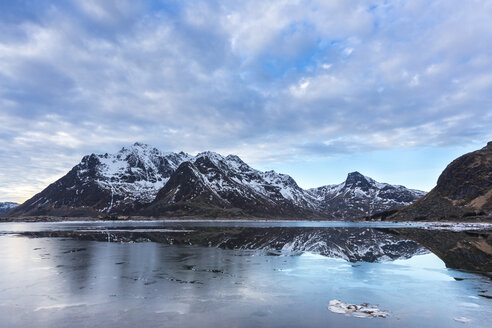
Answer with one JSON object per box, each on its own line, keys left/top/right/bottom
{"left": 0, "top": 214, "right": 490, "bottom": 223}
{"left": 1, "top": 217, "right": 492, "bottom": 231}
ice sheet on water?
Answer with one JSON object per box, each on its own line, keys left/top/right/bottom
{"left": 327, "top": 299, "right": 389, "bottom": 318}
{"left": 454, "top": 317, "right": 471, "bottom": 323}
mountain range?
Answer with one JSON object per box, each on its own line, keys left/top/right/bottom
{"left": 7, "top": 143, "right": 425, "bottom": 219}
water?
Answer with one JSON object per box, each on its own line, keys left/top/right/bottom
{"left": 0, "top": 222, "right": 491, "bottom": 327}
{"left": 0, "top": 220, "right": 429, "bottom": 233}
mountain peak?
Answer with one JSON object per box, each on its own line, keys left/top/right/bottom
{"left": 196, "top": 151, "right": 223, "bottom": 159}
{"left": 127, "top": 142, "right": 158, "bottom": 152}
{"left": 194, "top": 151, "right": 228, "bottom": 169}
{"left": 117, "top": 143, "right": 161, "bottom": 158}
{"left": 225, "top": 154, "right": 244, "bottom": 162}
{"left": 347, "top": 171, "right": 365, "bottom": 179}
{"left": 345, "top": 171, "right": 371, "bottom": 187}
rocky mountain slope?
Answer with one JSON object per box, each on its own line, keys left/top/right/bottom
{"left": 0, "top": 202, "right": 18, "bottom": 215}
{"left": 143, "top": 152, "right": 319, "bottom": 218}
{"left": 309, "top": 172, "right": 425, "bottom": 219}
{"left": 374, "top": 142, "right": 492, "bottom": 221}
{"left": 9, "top": 143, "right": 425, "bottom": 219}
{"left": 9, "top": 143, "right": 192, "bottom": 217}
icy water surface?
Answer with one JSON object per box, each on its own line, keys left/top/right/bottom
{"left": 0, "top": 222, "right": 491, "bottom": 327}
{"left": 0, "top": 220, "right": 429, "bottom": 233}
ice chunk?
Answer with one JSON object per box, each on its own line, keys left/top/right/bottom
{"left": 327, "top": 299, "right": 389, "bottom": 318}
{"left": 454, "top": 317, "right": 471, "bottom": 323}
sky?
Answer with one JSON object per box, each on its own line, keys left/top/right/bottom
{"left": 0, "top": 0, "right": 491, "bottom": 203}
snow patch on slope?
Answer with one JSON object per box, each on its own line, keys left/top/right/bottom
{"left": 191, "top": 152, "right": 319, "bottom": 210}
{"left": 90, "top": 143, "right": 192, "bottom": 207}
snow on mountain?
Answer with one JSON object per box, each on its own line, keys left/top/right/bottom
{"left": 0, "top": 202, "right": 19, "bottom": 214}
{"left": 146, "top": 152, "right": 318, "bottom": 217}
{"left": 309, "top": 171, "right": 426, "bottom": 219}
{"left": 9, "top": 144, "right": 426, "bottom": 218}
{"left": 9, "top": 143, "right": 193, "bottom": 216}
{"left": 93, "top": 143, "right": 192, "bottom": 209}
{"left": 192, "top": 152, "right": 318, "bottom": 209}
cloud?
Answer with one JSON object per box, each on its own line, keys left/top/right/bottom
{"left": 0, "top": 0, "right": 491, "bottom": 201}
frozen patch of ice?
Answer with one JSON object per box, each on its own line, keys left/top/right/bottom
{"left": 299, "top": 252, "right": 330, "bottom": 260}
{"left": 35, "top": 303, "right": 87, "bottom": 311}
{"left": 454, "top": 317, "right": 471, "bottom": 323}
{"left": 327, "top": 299, "right": 389, "bottom": 318}
{"left": 78, "top": 229, "right": 195, "bottom": 233}
{"left": 459, "top": 302, "right": 480, "bottom": 308}
{"left": 420, "top": 222, "right": 492, "bottom": 231}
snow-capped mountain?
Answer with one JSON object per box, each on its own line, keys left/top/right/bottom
{"left": 145, "top": 151, "right": 318, "bottom": 217}
{"left": 93, "top": 143, "right": 192, "bottom": 207}
{"left": 309, "top": 172, "right": 426, "bottom": 219}
{"left": 0, "top": 202, "right": 19, "bottom": 214}
{"left": 9, "top": 143, "right": 192, "bottom": 216}
{"left": 9, "top": 143, "right": 425, "bottom": 218}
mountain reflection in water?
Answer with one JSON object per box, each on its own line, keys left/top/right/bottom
{"left": 19, "top": 226, "right": 427, "bottom": 263}
{"left": 1, "top": 222, "right": 492, "bottom": 328}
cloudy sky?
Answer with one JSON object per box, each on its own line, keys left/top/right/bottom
{"left": 1, "top": 0, "right": 491, "bottom": 203}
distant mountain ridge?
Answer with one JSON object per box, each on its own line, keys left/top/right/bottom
{"left": 9, "top": 143, "right": 425, "bottom": 219}
{"left": 0, "top": 202, "right": 19, "bottom": 215}
{"left": 309, "top": 172, "right": 426, "bottom": 219}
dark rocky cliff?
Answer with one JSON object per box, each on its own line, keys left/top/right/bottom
{"left": 373, "top": 142, "right": 492, "bottom": 221}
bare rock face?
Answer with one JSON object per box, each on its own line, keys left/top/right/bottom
{"left": 390, "top": 142, "right": 492, "bottom": 221}
{"left": 436, "top": 141, "right": 492, "bottom": 202}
